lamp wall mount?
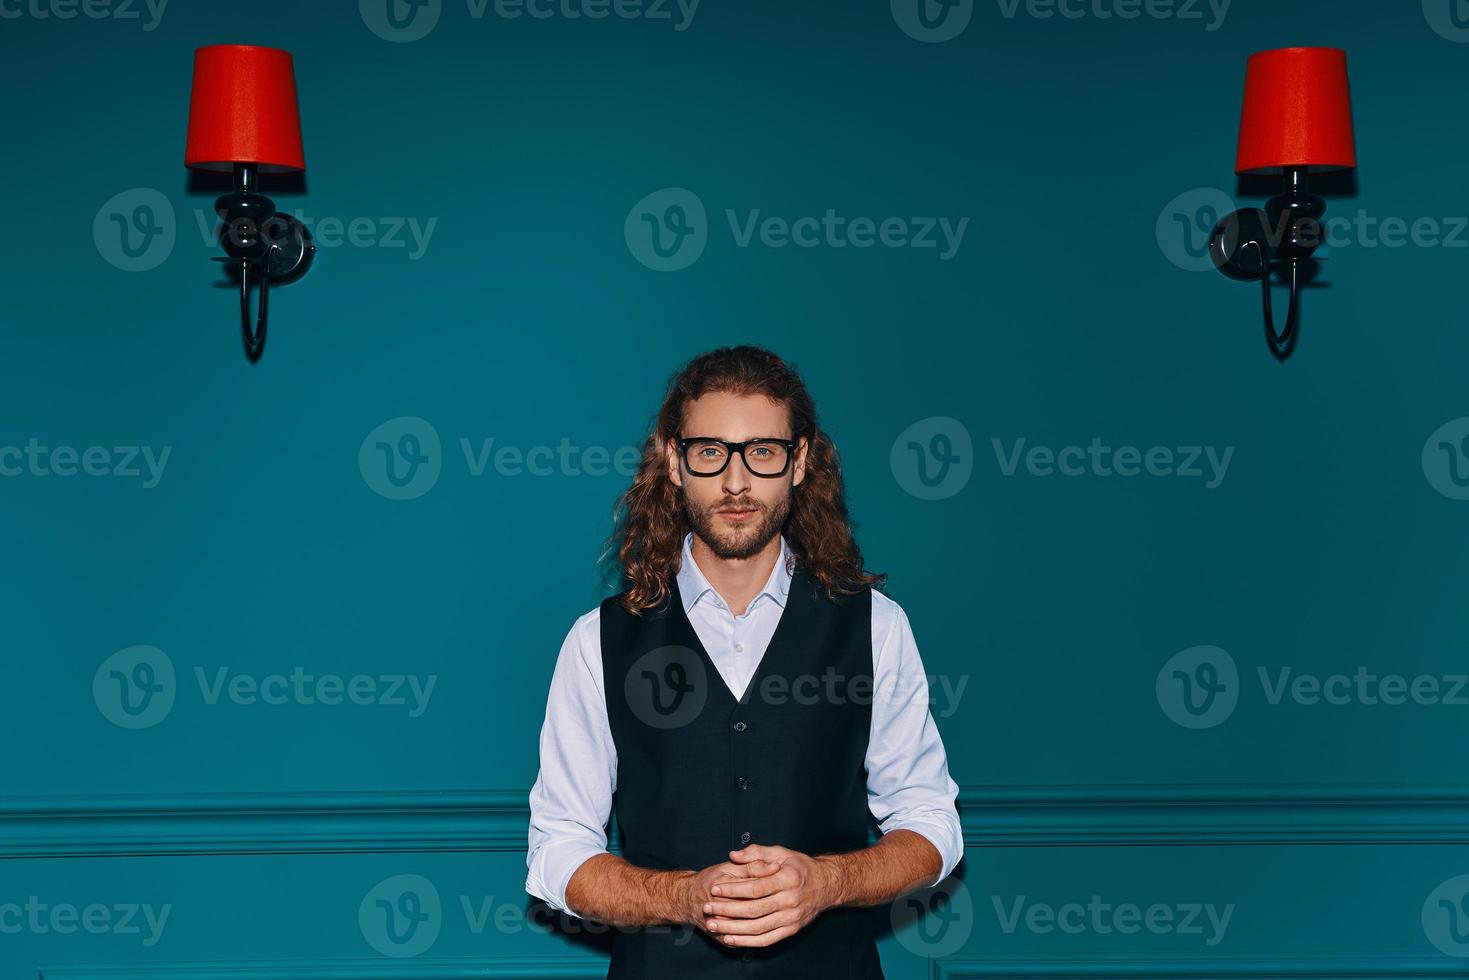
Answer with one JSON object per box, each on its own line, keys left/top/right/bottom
{"left": 1208, "top": 167, "right": 1324, "bottom": 362}
{"left": 213, "top": 162, "right": 315, "bottom": 362}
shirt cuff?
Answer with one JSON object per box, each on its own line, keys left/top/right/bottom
{"left": 526, "top": 839, "right": 610, "bottom": 918}
{"left": 883, "top": 814, "right": 964, "bottom": 884}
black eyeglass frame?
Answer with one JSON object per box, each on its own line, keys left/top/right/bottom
{"left": 676, "top": 437, "right": 800, "bottom": 478}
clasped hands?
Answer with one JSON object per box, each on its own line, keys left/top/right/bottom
{"left": 681, "top": 844, "right": 841, "bottom": 948}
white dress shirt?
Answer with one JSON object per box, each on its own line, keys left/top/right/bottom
{"left": 525, "top": 531, "right": 963, "bottom": 916}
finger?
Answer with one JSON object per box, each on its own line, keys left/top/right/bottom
{"left": 714, "top": 859, "right": 779, "bottom": 881}
{"left": 707, "top": 908, "right": 792, "bottom": 936}
{"left": 702, "top": 894, "right": 784, "bottom": 919}
{"left": 728, "top": 845, "right": 782, "bottom": 865}
{"left": 710, "top": 873, "right": 792, "bottom": 900}
{"left": 717, "top": 922, "right": 799, "bottom": 948}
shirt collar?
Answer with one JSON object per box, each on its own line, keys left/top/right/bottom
{"left": 677, "top": 530, "right": 793, "bottom": 614}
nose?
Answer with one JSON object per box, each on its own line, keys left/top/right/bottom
{"left": 721, "top": 451, "right": 753, "bottom": 491}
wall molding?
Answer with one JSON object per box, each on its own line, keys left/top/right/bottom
{"left": 5, "top": 783, "right": 1469, "bottom": 858}
{"left": 0, "top": 790, "right": 530, "bottom": 858}
{"left": 956, "top": 783, "right": 1469, "bottom": 845}
{"left": 35, "top": 952, "right": 1468, "bottom": 980}
{"left": 931, "top": 953, "right": 1469, "bottom": 980}
{"left": 38, "top": 957, "right": 607, "bottom": 980}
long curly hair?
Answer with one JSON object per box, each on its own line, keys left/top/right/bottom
{"left": 601, "top": 345, "right": 885, "bottom": 614}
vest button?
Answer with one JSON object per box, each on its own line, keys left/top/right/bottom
{"left": 742, "top": 952, "right": 753, "bottom": 961}
{"left": 732, "top": 721, "right": 747, "bottom": 732}
{"left": 739, "top": 831, "right": 751, "bottom": 844}
{"left": 737, "top": 777, "right": 749, "bottom": 790}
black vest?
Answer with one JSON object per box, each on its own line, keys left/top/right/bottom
{"left": 599, "top": 562, "right": 885, "bottom": 980}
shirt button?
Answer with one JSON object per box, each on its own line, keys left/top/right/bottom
{"left": 732, "top": 721, "right": 747, "bottom": 732}
{"left": 739, "top": 831, "right": 751, "bottom": 844}
{"left": 737, "top": 777, "right": 749, "bottom": 790}
{"left": 735, "top": 642, "right": 744, "bottom": 652}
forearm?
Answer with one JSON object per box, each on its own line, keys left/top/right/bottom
{"left": 816, "top": 829, "right": 943, "bottom": 909}
{"left": 564, "top": 853, "right": 695, "bottom": 927}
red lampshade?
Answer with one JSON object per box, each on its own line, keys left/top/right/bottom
{"left": 1234, "top": 47, "right": 1355, "bottom": 175}
{"left": 185, "top": 44, "right": 305, "bottom": 174}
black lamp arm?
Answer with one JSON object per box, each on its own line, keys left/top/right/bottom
{"left": 238, "top": 251, "right": 274, "bottom": 361}
{"left": 1208, "top": 168, "right": 1322, "bottom": 362}
{"left": 1252, "top": 247, "right": 1301, "bottom": 361}
{"left": 212, "top": 162, "right": 315, "bottom": 363}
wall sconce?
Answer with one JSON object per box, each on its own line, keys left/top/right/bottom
{"left": 1207, "top": 47, "right": 1356, "bottom": 362}
{"left": 185, "top": 45, "right": 314, "bottom": 363}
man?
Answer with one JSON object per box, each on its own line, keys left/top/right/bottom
{"left": 526, "top": 345, "right": 963, "bottom": 978}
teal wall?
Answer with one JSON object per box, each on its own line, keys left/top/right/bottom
{"left": 4, "top": 0, "right": 1469, "bottom": 976}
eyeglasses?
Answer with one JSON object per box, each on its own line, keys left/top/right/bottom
{"left": 677, "top": 437, "right": 798, "bottom": 478}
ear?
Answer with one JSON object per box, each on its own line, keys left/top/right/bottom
{"left": 792, "top": 436, "right": 809, "bottom": 488}
{"left": 665, "top": 437, "right": 683, "bottom": 489}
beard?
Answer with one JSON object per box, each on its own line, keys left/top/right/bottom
{"left": 685, "top": 490, "right": 792, "bottom": 560}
